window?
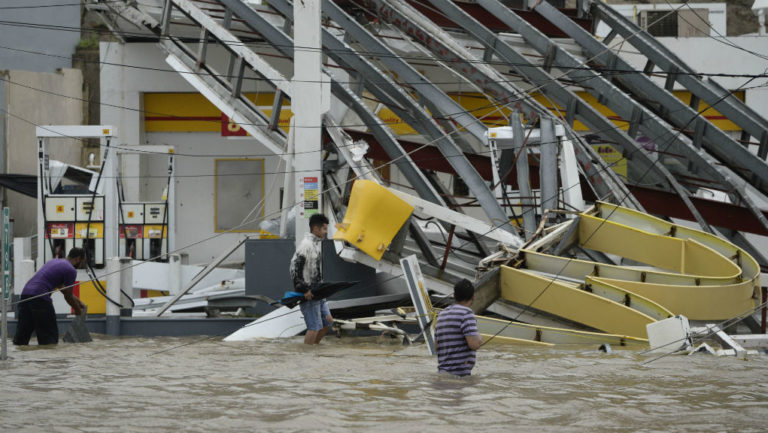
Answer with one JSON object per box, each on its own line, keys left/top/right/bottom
{"left": 641, "top": 10, "right": 678, "bottom": 37}
{"left": 214, "top": 158, "right": 264, "bottom": 232}
{"left": 640, "top": 9, "right": 710, "bottom": 37}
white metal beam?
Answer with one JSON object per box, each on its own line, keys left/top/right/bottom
{"left": 35, "top": 125, "right": 116, "bottom": 138}
{"left": 388, "top": 189, "right": 522, "bottom": 248}
{"left": 164, "top": 52, "right": 286, "bottom": 157}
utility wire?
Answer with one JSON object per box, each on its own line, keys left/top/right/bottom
{"left": 474, "top": 15, "right": 766, "bottom": 348}
{"left": 0, "top": 14, "right": 766, "bottom": 79}
{"left": 6, "top": 75, "right": 523, "bottom": 307}
{"left": 641, "top": 297, "right": 768, "bottom": 366}
{"left": 3, "top": 60, "right": 763, "bottom": 165}
{"left": 672, "top": 0, "right": 768, "bottom": 62}
{"left": 7, "top": 1, "right": 763, "bottom": 349}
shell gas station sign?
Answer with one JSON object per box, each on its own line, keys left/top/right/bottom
{"left": 221, "top": 114, "right": 248, "bottom": 136}
{"left": 143, "top": 93, "right": 291, "bottom": 135}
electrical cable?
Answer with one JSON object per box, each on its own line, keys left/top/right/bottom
{"left": 0, "top": 10, "right": 765, "bottom": 80}
{"left": 476, "top": 70, "right": 763, "bottom": 349}
{"left": 146, "top": 271, "right": 408, "bottom": 356}
{"left": 9, "top": 0, "right": 764, "bottom": 334}
{"left": 641, "top": 297, "right": 768, "bottom": 365}
{"left": 9, "top": 63, "right": 759, "bottom": 308}
{"left": 6, "top": 70, "right": 760, "bottom": 199}
{"left": 82, "top": 137, "right": 131, "bottom": 308}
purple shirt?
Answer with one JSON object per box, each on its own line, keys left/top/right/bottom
{"left": 21, "top": 259, "right": 77, "bottom": 302}
{"left": 435, "top": 304, "right": 480, "bottom": 376}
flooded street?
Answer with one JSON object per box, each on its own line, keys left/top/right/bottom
{"left": 1, "top": 335, "right": 767, "bottom": 432}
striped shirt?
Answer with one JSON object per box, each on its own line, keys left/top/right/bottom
{"left": 435, "top": 304, "right": 479, "bottom": 376}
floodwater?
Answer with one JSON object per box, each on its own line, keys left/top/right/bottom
{"left": 1, "top": 335, "right": 767, "bottom": 432}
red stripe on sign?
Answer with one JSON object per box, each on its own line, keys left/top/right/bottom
{"left": 144, "top": 116, "right": 222, "bottom": 121}
{"left": 72, "top": 282, "right": 80, "bottom": 315}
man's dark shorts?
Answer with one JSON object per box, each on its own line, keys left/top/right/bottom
{"left": 13, "top": 295, "right": 59, "bottom": 345}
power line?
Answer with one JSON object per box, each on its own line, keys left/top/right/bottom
{"left": 674, "top": 0, "right": 768, "bottom": 62}
{"left": 5, "top": 86, "right": 743, "bottom": 191}
{"left": 5, "top": 37, "right": 763, "bottom": 190}
{"left": 472, "top": 4, "right": 768, "bottom": 346}
{"left": 0, "top": 16, "right": 766, "bottom": 80}
{"left": 4, "top": 1, "right": 763, "bottom": 355}
{"left": 0, "top": 0, "right": 97, "bottom": 10}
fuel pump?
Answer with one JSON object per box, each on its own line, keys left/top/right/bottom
{"left": 115, "top": 147, "right": 174, "bottom": 263}
{"left": 36, "top": 126, "right": 118, "bottom": 314}
{"left": 44, "top": 196, "right": 75, "bottom": 259}
{"left": 119, "top": 203, "right": 144, "bottom": 259}
{"left": 143, "top": 203, "right": 167, "bottom": 262}
{"left": 75, "top": 196, "right": 105, "bottom": 267}
{"left": 40, "top": 166, "right": 106, "bottom": 266}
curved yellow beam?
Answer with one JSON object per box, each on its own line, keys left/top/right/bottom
{"left": 506, "top": 201, "right": 760, "bottom": 326}
{"left": 474, "top": 314, "right": 647, "bottom": 347}
{"left": 579, "top": 215, "right": 741, "bottom": 278}
{"left": 500, "top": 266, "right": 658, "bottom": 338}
{"left": 524, "top": 250, "right": 740, "bottom": 286}
{"left": 594, "top": 202, "right": 760, "bottom": 281}
{"left": 591, "top": 277, "right": 756, "bottom": 320}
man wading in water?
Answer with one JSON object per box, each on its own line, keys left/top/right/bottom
{"left": 435, "top": 279, "right": 482, "bottom": 376}
{"left": 13, "top": 247, "right": 87, "bottom": 345}
{"left": 290, "top": 213, "right": 334, "bottom": 344}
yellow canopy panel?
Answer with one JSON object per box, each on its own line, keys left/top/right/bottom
{"left": 333, "top": 180, "right": 414, "bottom": 261}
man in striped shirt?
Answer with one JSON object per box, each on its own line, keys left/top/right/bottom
{"left": 435, "top": 279, "right": 482, "bottom": 376}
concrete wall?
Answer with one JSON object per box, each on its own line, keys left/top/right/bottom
{"left": 146, "top": 132, "right": 283, "bottom": 264}
{"left": 4, "top": 68, "right": 83, "bottom": 236}
{"left": 0, "top": 0, "right": 81, "bottom": 72}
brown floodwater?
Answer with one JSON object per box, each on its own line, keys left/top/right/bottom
{"left": 1, "top": 335, "right": 767, "bottom": 432}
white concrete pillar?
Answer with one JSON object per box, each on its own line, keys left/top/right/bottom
{"left": 753, "top": 2, "right": 768, "bottom": 35}
{"left": 119, "top": 257, "right": 132, "bottom": 309}
{"left": 15, "top": 260, "right": 35, "bottom": 296}
{"left": 105, "top": 257, "right": 122, "bottom": 336}
{"left": 168, "top": 253, "right": 181, "bottom": 295}
{"left": 293, "top": 0, "right": 329, "bottom": 244}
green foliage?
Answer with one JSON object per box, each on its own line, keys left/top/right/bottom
{"left": 77, "top": 36, "right": 99, "bottom": 49}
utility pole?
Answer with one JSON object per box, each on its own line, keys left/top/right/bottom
{"left": 2, "top": 207, "right": 10, "bottom": 360}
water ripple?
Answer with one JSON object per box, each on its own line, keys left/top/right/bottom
{"left": 1, "top": 336, "right": 767, "bottom": 431}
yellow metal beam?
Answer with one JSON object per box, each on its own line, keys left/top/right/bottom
{"left": 505, "top": 201, "right": 760, "bottom": 330}
{"left": 500, "top": 266, "right": 657, "bottom": 338}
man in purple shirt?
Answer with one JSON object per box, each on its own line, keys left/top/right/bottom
{"left": 435, "top": 279, "right": 483, "bottom": 376}
{"left": 13, "top": 247, "right": 87, "bottom": 345}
